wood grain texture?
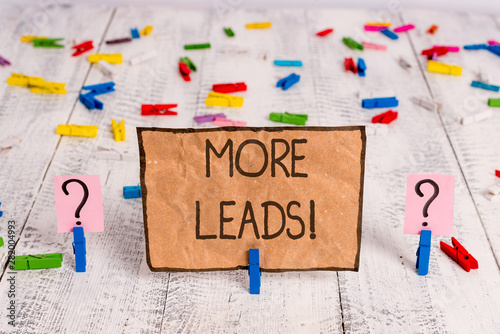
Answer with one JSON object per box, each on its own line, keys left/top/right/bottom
{"left": 0, "top": 4, "right": 499, "bottom": 334}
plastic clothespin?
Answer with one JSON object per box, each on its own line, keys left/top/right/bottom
{"left": 366, "top": 22, "right": 391, "bottom": 26}
{"left": 10, "top": 253, "right": 63, "bottom": 270}
{"left": 393, "top": 24, "right": 415, "bottom": 33}
{"left": 343, "top": 37, "right": 363, "bottom": 50}
{"left": 141, "top": 25, "right": 153, "bottom": 36}
{"left": 20, "top": 35, "right": 47, "bottom": 42}
{"left": 79, "top": 82, "right": 116, "bottom": 110}
{"left": 433, "top": 45, "right": 460, "bottom": 53}
{"left": 362, "top": 42, "right": 386, "bottom": 51}
{"left": 0, "top": 236, "right": 3, "bottom": 246}
{"left": 213, "top": 117, "right": 247, "bottom": 127}
{"left": 194, "top": 113, "right": 226, "bottom": 124}
{"left": 461, "top": 110, "right": 493, "bottom": 126}
{"left": 464, "top": 44, "right": 488, "bottom": 50}
{"left": 416, "top": 230, "right": 432, "bottom": 276}
{"left": 371, "top": 110, "right": 398, "bottom": 124}
{"left": 105, "top": 37, "right": 132, "bottom": 45}
{"left": 111, "top": 119, "right": 125, "bottom": 142}
{"left": 179, "top": 57, "right": 197, "bottom": 71}
{"left": 131, "top": 27, "right": 140, "bottom": 39}
{"left": 276, "top": 73, "right": 300, "bottom": 91}
{"left": 73, "top": 227, "right": 86, "bottom": 272}
{"left": 123, "top": 186, "right": 142, "bottom": 199}
{"left": 72, "top": 40, "right": 94, "bottom": 57}
{"left": 345, "top": 58, "right": 357, "bottom": 73}
{"left": 224, "top": 27, "right": 235, "bottom": 37}
{"left": 205, "top": 92, "right": 244, "bottom": 107}
{"left": 56, "top": 125, "right": 98, "bottom": 138}
{"left": 184, "top": 43, "right": 211, "bottom": 50}
{"left": 273, "top": 60, "right": 303, "bottom": 67}
{"left": 489, "top": 98, "right": 500, "bottom": 107}
{"left": 357, "top": 58, "right": 366, "bottom": 77}
{"left": 141, "top": 104, "right": 178, "bottom": 116}
{"left": 88, "top": 54, "right": 123, "bottom": 64}
{"left": 421, "top": 47, "right": 449, "bottom": 58}
{"left": 212, "top": 82, "right": 247, "bottom": 93}
{"left": 440, "top": 237, "right": 478, "bottom": 272}
{"left": 269, "top": 112, "right": 308, "bottom": 125}
{"left": 33, "top": 38, "right": 64, "bottom": 48}
{"left": 495, "top": 170, "right": 500, "bottom": 178}
{"left": 83, "top": 82, "right": 116, "bottom": 95}
{"left": 0, "top": 55, "right": 11, "bottom": 66}
{"left": 471, "top": 81, "right": 500, "bottom": 92}
{"left": 427, "top": 60, "right": 462, "bottom": 76}
{"left": 380, "top": 29, "right": 398, "bottom": 40}
{"left": 316, "top": 28, "right": 333, "bottom": 37}
{"left": 245, "top": 22, "right": 271, "bottom": 29}
{"left": 410, "top": 96, "right": 442, "bottom": 112}
{"left": 427, "top": 25, "right": 438, "bottom": 34}
{"left": 248, "top": 249, "right": 261, "bottom": 294}
{"left": 30, "top": 81, "right": 67, "bottom": 94}
{"left": 362, "top": 97, "right": 399, "bottom": 109}
{"left": 179, "top": 62, "right": 191, "bottom": 81}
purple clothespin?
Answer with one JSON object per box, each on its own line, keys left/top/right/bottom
{"left": 194, "top": 113, "right": 226, "bottom": 124}
{"left": 0, "top": 55, "right": 11, "bottom": 66}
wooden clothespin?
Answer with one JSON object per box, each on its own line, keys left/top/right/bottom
{"left": 440, "top": 237, "right": 478, "bottom": 272}
{"left": 141, "top": 104, "right": 178, "bottom": 116}
{"left": 416, "top": 230, "right": 432, "bottom": 276}
{"left": 73, "top": 227, "right": 86, "bottom": 272}
{"left": 249, "top": 249, "right": 261, "bottom": 294}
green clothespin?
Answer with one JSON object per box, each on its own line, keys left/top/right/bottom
{"left": 488, "top": 98, "right": 500, "bottom": 107}
{"left": 224, "top": 27, "right": 235, "bottom": 37}
{"left": 342, "top": 37, "right": 363, "bottom": 51}
{"left": 33, "top": 38, "right": 64, "bottom": 48}
{"left": 0, "top": 237, "right": 4, "bottom": 248}
{"left": 179, "top": 57, "right": 197, "bottom": 71}
{"left": 184, "top": 43, "right": 211, "bottom": 50}
{"left": 269, "top": 112, "right": 308, "bottom": 125}
{"left": 11, "top": 253, "right": 63, "bottom": 270}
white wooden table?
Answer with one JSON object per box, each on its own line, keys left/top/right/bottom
{"left": 0, "top": 4, "right": 499, "bottom": 333}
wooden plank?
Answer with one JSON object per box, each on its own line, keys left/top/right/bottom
{"left": 401, "top": 10, "right": 500, "bottom": 263}
{"left": 307, "top": 8, "right": 500, "bottom": 333}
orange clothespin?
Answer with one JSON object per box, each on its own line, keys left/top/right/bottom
{"left": 427, "top": 25, "right": 438, "bottom": 34}
{"left": 440, "top": 237, "right": 478, "bottom": 272}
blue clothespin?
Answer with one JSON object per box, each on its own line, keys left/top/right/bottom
{"left": 380, "top": 28, "right": 398, "bottom": 40}
{"left": 416, "top": 230, "right": 431, "bottom": 276}
{"left": 362, "top": 97, "right": 399, "bottom": 109}
{"left": 72, "top": 226, "right": 86, "bottom": 272}
{"left": 249, "top": 249, "right": 261, "bottom": 294}
{"left": 463, "top": 44, "right": 487, "bottom": 50}
{"left": 471, "top": 80, "right": 500, "bottom": 92}
{"left": 276, "top": 73, "right": 300, "bottom": 91}
{"left": 131, "top": 27, "right": 140, "bottom": 39}
{"left": 0, "top": 202, "right": 3, "bottom": 217}
{"left": 123, "top": 186, "right": 142, "bottom": 199}
{"left": 79, "top": 82, "right": 115, "bottom": 110}
{"left": 357, "top": 58, "right": 366, "bottom": 77}
{"left": 273, "top": 60, "right": 303, "bottom": 67}
{"left": 486, "top": 45, "right": 500, "bottom": 57}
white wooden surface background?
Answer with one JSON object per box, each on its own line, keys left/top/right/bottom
{"left": 0, "top": 4, "right": 499, "bottom": 334}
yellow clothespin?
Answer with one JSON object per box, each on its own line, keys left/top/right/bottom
{"left": 111, "top": 119, "right": 126, "bottom": 142}
{"left": 245, "top": 22, "right": 272, "bottom": 29}
{"left": 20, "top": 36, "right": 47, "bottom": 43}
{"left": 56, "top": 125, "right": 98, "bottom": 138}
{"left": 6, "top": 73, "right": 38, "bottom": 87}
{"left": 141, "top": 25, "right": 153, "bottom": 36}
{"left": 365, "top": 22, "right": 391, "bottom": 26}
{"left": 88, "top": 54, "right": 123, "bottom": 64}
{"left": 427, "top": 60, "right": 462, "bottom": 76}
{"left": 30, "top": 81, "right": 67, "bottom": 94}
{"left": 205, "top": 92, "right": 244, "bottom": 107}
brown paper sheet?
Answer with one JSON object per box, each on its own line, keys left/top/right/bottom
{"left": 137, "top": 126, "right": 366, "bottom": 272}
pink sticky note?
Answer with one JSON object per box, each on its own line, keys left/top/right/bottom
{"left": 54, "top": 175, "right": 104, "bottom": 233}
{"left": 404, "top": 174, "right": 454, "bottom": 235}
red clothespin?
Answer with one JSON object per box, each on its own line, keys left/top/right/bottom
{"left": 316, "top": 28, "right": 333, "bottom": 37}
{"left": 179, "top": 62, "right": 191, "bottom": 81}
{"left": 440, "top": 237, "right": 478, "bottom": 272}
{"left": 495, "top": 170, "right": 500, "bottom": 178}
{"left": 72, "top": 41, "right": 94, "bottom": 57}
{"left": 212, "top": 82, "right": 247, "bottom": 93}
{"left": 141, "top": 104, "right": 178, "bottom": 116}
{"left": 371, "top": 110, "right": 398, "bottom": 124}
{"left": 421, "top": 46, "right": 448, "bottom": 58}
{"left": 344, "top": 58, "right": 357, "bottom": 73}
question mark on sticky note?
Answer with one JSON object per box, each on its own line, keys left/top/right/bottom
{"left": 62, "top": 179, "right": 89, "bottom": 226}
{"left": 414, "top": 179, "right": 439, "bottom": 227}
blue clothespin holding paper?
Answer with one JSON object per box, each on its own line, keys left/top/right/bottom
{"left": 249, "top": 249, "right": 261, "bottom": 294}
{"left": 79, "top": 82, "right": 115, "bottom": 110}
{"left": 72, "top": 226, "right": 86, "bottom": 272}
{"left": 416, "top": 230, "right": 431, "bottom": 276}
{"left": 276, "top": 73, "right": 300, "bottom": 91}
